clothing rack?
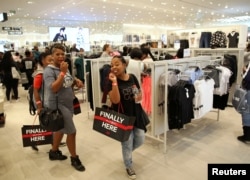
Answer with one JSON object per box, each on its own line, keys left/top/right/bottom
{"left": 147, "top": 56, "right": 224, "bottom": 153}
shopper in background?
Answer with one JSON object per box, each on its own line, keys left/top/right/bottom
{"left": 238, "top": 63, "right": 250, "bottom": 143}
{"left": 107, "top": 55, "right": 146, "bottom": 179}
{"left": 31, "top": 52, "right": 53, "bottom": 151}
{"left": 32, "top": 46, "right": 41, "bottom": 63}
{"left": 1, "top": 51, "right": 19, "bottom": 102}
{"left": 140, "top": 43, "right": 156, "bottom": 61}
{"left": 33, "top": 52, "right": 53, "bottom": 115}
{"left": 127, "top": 47, "right": 147, "bottom": 82}
{"left": 122, "top": 46, "right": 129, "bottom": 56}
{"left": 21, "top": 50, "right": 36, "bottom": 90}
{"left": 43, "top": 43, "right": 85, "bottom": 171}
{"left": 244, "top": 43, "right": 250, "bottom": 66}
{"left": 100, "top": 44, "right": 113, "bottom": 57}
{"left": 0, "top": 52, "right": 4, "bottom": 84}
{"left": 70, "top": 43, "right": 79, "bottom": 53}
{"left": 74, "top": 48, "right": 85, "bottom": 84}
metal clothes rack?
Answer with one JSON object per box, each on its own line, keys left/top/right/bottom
{"left": 147, "top": 56, "right": 224, "bottom": 153}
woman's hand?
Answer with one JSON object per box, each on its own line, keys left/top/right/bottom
{"left": 109, "top": 72, "right": 117, "bottom": 83}
{"left": 75, "top": 78, "right": 84, "bottom": 88}
{"left": 60, "top": 62, "right": 68, "bottom": 73}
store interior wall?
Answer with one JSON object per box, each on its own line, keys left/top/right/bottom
{"left": 0, "top": 22, "right": 249, "bottom": 52}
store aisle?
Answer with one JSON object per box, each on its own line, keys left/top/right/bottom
{"left": 0, "top": 85, "right": 249, "bottom": 180}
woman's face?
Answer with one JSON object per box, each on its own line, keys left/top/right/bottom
{"left": 106, "top": 45, "right": 112, "bottom": 53}
{"left": 42, "top": 55, "right": 53, "bottom": 67}
{"left": 52, "top": 48, "right": 65, "bottom": 67}
{"left": 111, "top": 57, "right": 126, "bottom": 76}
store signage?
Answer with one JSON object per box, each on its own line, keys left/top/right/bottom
{"left": 2, "top": 27, "right": 22, "bottom": 31}
{"left": 2, "top": 27, "right": 12, "bottom": 31}
{"left": 8, "top": 31, "right": 23, "bottom": 35}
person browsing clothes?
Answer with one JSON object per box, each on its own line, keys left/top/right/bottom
{"left": 107, "top": 55, "right": 146, "bottom": 179}
{"left": 42, "top": 43, "right": 85, "bottom": 171}
{"left": 238, "top": 63, "right": 250, "bottom": 143}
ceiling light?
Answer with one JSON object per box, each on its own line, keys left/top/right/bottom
{"left": 123, "top": 23, "right": 154, "bottom": 28}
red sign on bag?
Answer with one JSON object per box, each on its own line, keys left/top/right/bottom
{"left": 93, "top": 107, "right": 135, "bottom": 142}
{"left": 22, "top": 131, "right": 53, "bottom": 138}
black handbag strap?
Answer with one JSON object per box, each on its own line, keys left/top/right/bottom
{"left": 42, "top": 69, "right": 59, "bottom": 110}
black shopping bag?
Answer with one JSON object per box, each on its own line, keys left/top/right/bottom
{"left": 21, "top": 125, "right": 53, "bottom": 147}
{"left": 73, "top": 96, "right": 81, "bottom": 115}
{"left": 93, "top": 107, "right": 135, "bottom": 142}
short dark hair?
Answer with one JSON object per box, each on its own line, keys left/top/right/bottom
{"left": 38, "top": 52, "right": 51, "bottom": 66}
{"left": 129, "top": 47, "right": 142, "bottom": 59}
{"left": 60, "top": 27, "right": 65, "bottom": 31}
{"left": 25, "top": 50, "right": 31, "bottom": 57}
{"left": 51, "top": 43, "right": 65, "bottom": 53}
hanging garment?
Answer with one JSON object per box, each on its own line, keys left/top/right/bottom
{"left": 183, "top": 66, "right": 204, "bottom": 84}
{"left": 202, "top": 65, "right": 221, "bottom": 88}
{"left": 193, "top": 79, "right": 215, "bottom": 119}
{"left": 141, "top": 75, "right": 152, "bottom": 115}
{"left": 222, "top": 54, "right": 237, "bottom": 87}
{"left": 227, "top": 31, "right": 239, "bottom": 48}
{"left": 213, "top": 66, "right": 232, "bottom": 96}
{"left": 168, "top": 80, "right": 195, "bottom": 129}
{"left": 199, "top": 32, "right": 212, "bottom": 48}
{"left": 158, "top": 70, "right": 180, "bottom": 114}
{"left": 210, "top": 31, "right": 227, "bottom": 48}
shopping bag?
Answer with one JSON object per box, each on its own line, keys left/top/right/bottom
{"left": 73, "top": 96, "right": 81, "bottom": 115}
{"left": 20, "top": 72, "right": 28, "bottom": 84}
{"left": 232, "top": 85, "right": 250, "bottom": 113}
{"left": 93, "top": 107, "right": 135, "bottom": 142}
{"left": 21, "top": 125, "right": 53, "bottom": 147}
{"left": 11, "top": 67, "right": 21, "bottom": 79}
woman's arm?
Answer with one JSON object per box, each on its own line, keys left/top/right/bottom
{"left": 108, "top": 72, "right": 120, "bottom": 104}
{"left": 33, "top": 74, "right": 43, "bottom": 114}
{"left": 51, "top": 62, "right": 68, "bottom": 93}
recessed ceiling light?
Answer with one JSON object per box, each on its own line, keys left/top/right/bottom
{"left": 27, "top": 1, "right": 33, "bottom": 4}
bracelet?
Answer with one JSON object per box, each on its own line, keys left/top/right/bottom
{"left": 36, "top": 101, "right": 42, "bottom": 105}
{"left": 60, "top": 72, "right": 65, "bottom": 77}
{"left": 112, "top": 82, "right": 117, "bottom": 86}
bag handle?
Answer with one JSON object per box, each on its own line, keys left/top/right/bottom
{"left": 117, "top": 102, "right": 124, "bottom": 113}
{"left": 32, "top": 113, "right": 38, "bottom": 126}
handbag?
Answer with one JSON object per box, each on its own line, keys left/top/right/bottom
{"left": 135, "top": 103, "right": 150, "bottom": 132}
{"left": 22, "top": 114, "right": 53, "bottom": 147}
{"left": 73, "top": 96, "right": 81, "bottom": 115}
{"left": 20, "top": 72, "right": 29, "bottom": 84}
{"left": 11, "top": 66, "right": 21, "bottom": 79}
{"left": 39, "top": 107, "right": 64, "bottom": 131}
{"left": 39, "top": 79, "right": 64, "bottom": 131}
{"left": 93, "top": 104, "right": 135, "bottom": 142}
{"left": 232, "top": 85, "right": 250, "bottom": 113}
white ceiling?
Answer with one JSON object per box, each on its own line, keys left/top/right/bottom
{"left": 1, "top": 0, "right": 250, "bottom": 34}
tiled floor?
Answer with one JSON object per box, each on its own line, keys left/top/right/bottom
{"left": 0, "top": 85, "right": 249, "bottom": 180}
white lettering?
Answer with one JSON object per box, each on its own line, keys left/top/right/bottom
{"left": 30, "top": 136, "right": 45, "bottom": 142}
{"left": 212, "top": 168, "right": 247, "bottom": 176}
{"left": 212, "top": 168, "right": 218, "bottom": 175}
{"left": 99, "top": 111, "right": 124, "bottom": 123}
{"left": 26, "top": 128, "right": 47, "bottom": 134}
{"left": 101, "top": 122, "right": 118, "bottom": 133}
